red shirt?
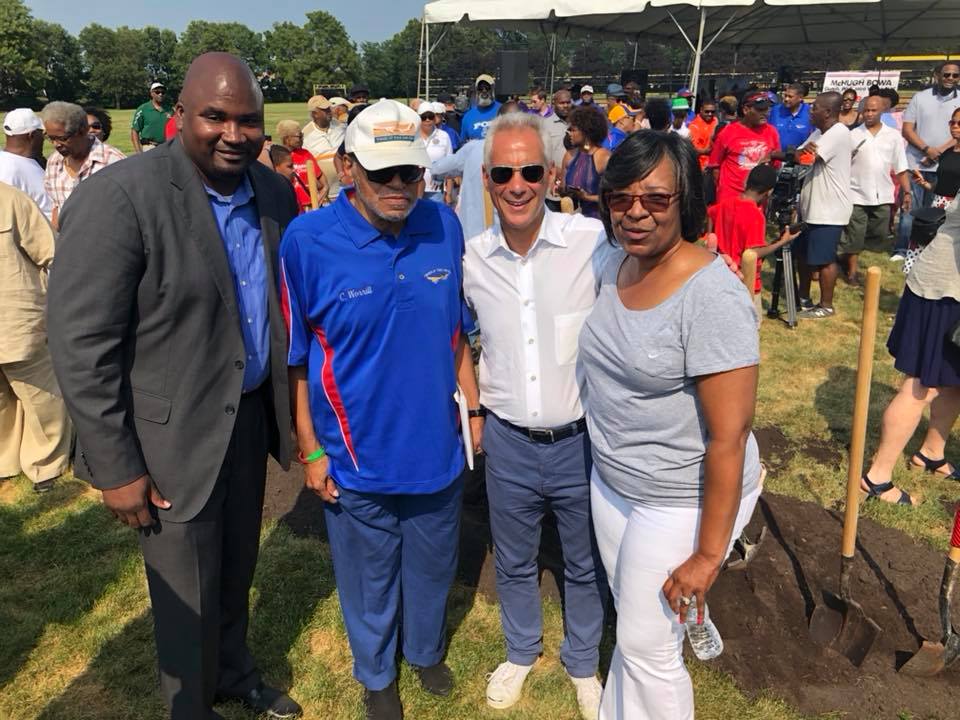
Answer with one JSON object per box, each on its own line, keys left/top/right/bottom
{"left": 164, "top": 115, "right": 178, "bottom": 140}
{"left": 708, "top": 196, "right": 766, "bottom": 293}
{"left": 708, "top": 121, "right": 780, "bottom": 204}
{"left": 687, "top": 116, "right": 717, "bottom": 170}
{"left": 290, "top": 147, "right": 321, "bottom": 210}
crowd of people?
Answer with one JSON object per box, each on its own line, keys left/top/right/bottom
{"left": 2, "top": 49, "right": 960, "bottom": 720}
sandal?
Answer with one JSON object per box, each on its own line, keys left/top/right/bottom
{"left": 910, "top": 451, "right": 960, "bottom": 480}
{"left": 861, "top": 473, "right": 913, "bottom": 506}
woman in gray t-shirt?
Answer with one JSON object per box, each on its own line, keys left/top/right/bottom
{"left": 577, "top": 132, "right": 762, "bottom": 720}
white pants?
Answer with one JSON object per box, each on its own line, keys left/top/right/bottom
{"left": 591, "top": 470, "right": 761, "bottom": 720}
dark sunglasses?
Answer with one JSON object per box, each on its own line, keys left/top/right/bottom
{"left": 604, "top": 191, "right": 679, "bottom": 214}
{"left": 362, "top": 164, "right": 425, "bottom": 185}
{"left": 420, "top": 112, "right": 436, "bottom": 121}
{"left": 942, "top": 72, "right": 960, "bottom": 79}
{"left": 949, "top": 120, "right": 960, "bottom": 126}
{"left": 88, "top": 122, "right": 103, "bottom": 130}
{"left": 488, "top": 165, "right": 546, "bottom": 184}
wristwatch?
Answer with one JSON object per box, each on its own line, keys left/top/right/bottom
{"left": 468, "top": 408, "right": 487, "bottom": 418}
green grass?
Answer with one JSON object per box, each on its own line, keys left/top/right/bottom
{"left": 2, "top": 239, "right": 956, "bottom": 719}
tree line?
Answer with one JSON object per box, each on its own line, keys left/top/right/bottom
{"left": 0, "top": 0, "right": 946, "bottom": 109}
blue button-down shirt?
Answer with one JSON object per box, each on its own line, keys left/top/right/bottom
{"left": 770, "top": 102, "right": 813, "bottom": 150}
{"left": 205, "top": 177, "right": 270, "bottom": 392}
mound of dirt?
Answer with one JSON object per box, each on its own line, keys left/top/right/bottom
{"left": 710, "top": 492, "right": 957, "bottom": 720}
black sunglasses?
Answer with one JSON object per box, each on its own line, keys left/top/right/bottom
{"left": 420, "top": 112, "right": 436, "bottom": 121}
{"left": 604, "top": 191, "right": 679, "bottom": 214}
{"left": 942, "top": 72, "right": 960, "bottom": 79}
{"left": 89, "top": 122, "right": 103, "bottom": 130}
{"left": 488, "top": 165, "right": 546, "bottom": 184}
{"left": 362, "top": 164, "right": 425, "bottom": 185}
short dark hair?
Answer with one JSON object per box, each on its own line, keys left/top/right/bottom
{"left": 83, "top": 106, "right": 112, "bottom": 141}
{"left": 878, "top": 87, "right": 900, "bottom": 107}
{"left": 569, "top": 105, "right": 607, "bottom": 146}
{"left": 268, "top": 143, "right": 291, "bottom": 168}
{"left": 785, "top": 83, "right": 807, "bottom": 97}
{"left": 599, "top": 130, "right": 706, "bottom": 244}
{"left": 718, "top": 97, "right": 738, "bottom": 116}
{"left": 530, "top": 87, "right": 547, "bottom": 101}
{"left": 745, "top": 164, "right": 778, "bottom": 193}
{"left": 643, "top": 98, "right": 672, "bottom": 131}
{"left": 936, "top": 61, "right": 960, "bottom": 75}
{"left": 842, "top": 87, "right": 858, "bottom": 99}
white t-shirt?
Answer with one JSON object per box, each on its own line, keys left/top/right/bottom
{"left": 422, "top": 128, "right": 453, "bottom": 193}
{"left": 800, "top": 122, "right": 853, "bottom": 226}
{"left": 849, "top": 124, "right": 908, "bottom": 206}
{"left": 0, "top": 151, "right": 53, "bottom": 220}
{"left": 671, "top": 125, "right": 691, "bottom": 138}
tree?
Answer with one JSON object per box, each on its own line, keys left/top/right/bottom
{"left": 142, "top": 26, "right": 179, "bottom": 90}
{"left": 33, "top": 20, "right": 85, "bottom": 103}
{"left": 264, "top": 12, "right": 360, "bottom": 101}
{"left": 0, "top": 0, "right": 46, "bottom": 104}
{"left": 80, "top": 24, "right": 150, "bottom": 108}
{"left": 174, "top": 21, "right": 266, "bottom": 80}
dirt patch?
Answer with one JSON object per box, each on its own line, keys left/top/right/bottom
{"left": 709, "top": 492, "right": 957, "bottom": 720}
{"left": 754, "top": 425, "right": 842, "bottom": 474}
{"left": 262, "top": 462, "right": 957, "bottom": 718}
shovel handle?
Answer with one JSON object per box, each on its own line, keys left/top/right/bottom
{"left": 950, "top": 508, "right": 960, "bottom": 563}
{"left": 741, "top": 249, "right": 758, "bottom": 293}
{"left": 842, "top": 267, "right": 882, "bottom": 559}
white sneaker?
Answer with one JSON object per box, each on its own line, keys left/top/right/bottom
{"left": 891, "top": 252, "right": 906, "bottom": 262}
{"left": 485, "top": 660, "right": 533, "bottom": 709}
{"left": 568, "top": 674, "right": 602, "bottom": 720}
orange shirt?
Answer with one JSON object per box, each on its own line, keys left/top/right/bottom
{"left": 688, "top": 116, "right": 718, "bottom": 170}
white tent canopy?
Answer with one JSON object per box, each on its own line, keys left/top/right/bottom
{"left": 419, "top": 0, "right": 960, "bottom": 96}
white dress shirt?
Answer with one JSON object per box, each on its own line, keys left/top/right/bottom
{"left": 463, "top": 210, "right": 610, "bottom": 428}
{"left": 849, "top": 123, "right": 908, "bottom": 206}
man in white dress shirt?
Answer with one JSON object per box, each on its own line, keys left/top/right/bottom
{"left": 457, "top": 112, "right": 607, "bottom": 720}
{"left": 839, "top": 95, "right": 911, "bottom": 284}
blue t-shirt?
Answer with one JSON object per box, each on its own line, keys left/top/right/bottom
{"left": 770, "top": 102, "right": 813, "bottom": 150}
{"left": 604, "top": 126, "right": 628, "bottom": 151}
{"left": 280, "top": 192, "right": 470, "bottom": 494}
{"left": 460, "top": 102, "right": 501, "bottom": 142}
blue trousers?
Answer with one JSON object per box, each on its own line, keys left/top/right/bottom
{"left": 483, "top": 414, "right": 606, "bottom": 677}
{"left": 895, "top": 170, "right": 937, "bottom": 253}
{"left": 324, "top": 473, "right": 463, "bottom": 690}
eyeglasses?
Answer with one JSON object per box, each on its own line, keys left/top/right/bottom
{"left": 152, "top": 89, "right": 165, "bottom": 94}
{"left": 361, "top": 164, "right": 425, "bottom": 185}
{"left": 89, "top": 122, "right": 103, "bottom": 130}
{"left": 604, "top": 191, "right": 679, "bottom": 214}
{"left": 488, "top": 165, "right": 546, "bottom": 184}
{"left": 949, "top": 120, "right": 960, "bottom": 126}
{"left": 942, "top": 72, "right": 960, "bottom": 79}
{"left": 420, "top": 112, "right": 436, "bottom": 121}
{"left": 700, "top": 110, "right": 716, "bottom": 115}
{"left": 45, "top": 132, "right": 76, "bottom": 143}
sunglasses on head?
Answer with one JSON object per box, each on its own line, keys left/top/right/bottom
{"left": 488, "top": 164, "right": 546, "bottom": 185}
{"left": 604, "top": 191, "right": 679, "bottom": 214}
{"left": 361, "top": 163, "right": 425, "bottom": 185}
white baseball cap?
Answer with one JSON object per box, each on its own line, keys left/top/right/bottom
{"left": 329, "top": 96, "right": 353, "bottom": 109}
{"left": 580, "top": 85, "right": 594, "bottom": 95}
{"left": 3, "top": 108, "right": 42, "bottom": 136}
{"left": 431, "top": 102, "right": 447, "bottom": 115}
{"left": 345, "top": 100, "right": 431, "bottom": 170}
{"left": 150, "top": 82, "right": 166, "bottom": 91}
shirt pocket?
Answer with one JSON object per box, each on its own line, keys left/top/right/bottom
{"left": 554, "top": 310, "right": 591, "bottom": 366}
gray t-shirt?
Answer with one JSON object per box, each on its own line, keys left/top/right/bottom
{"left": 578, "top": 251, "right": 762, "bottom": 507}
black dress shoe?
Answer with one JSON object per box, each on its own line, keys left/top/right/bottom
{"left": 413, "top": 662, "right": 453, "bottom": 696}
{"left": 227, "top": 682, "right": 302, "bottom": 719}
{"left": 364, "top": 680, "right": 403, "bottom": 720}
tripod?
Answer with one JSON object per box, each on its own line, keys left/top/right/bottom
{"left": 767, "top": 242, "right": 799, "bottom": 328}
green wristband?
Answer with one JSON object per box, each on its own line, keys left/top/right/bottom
{"left": 300, "top": 447, "right": 326, "bottom": 464}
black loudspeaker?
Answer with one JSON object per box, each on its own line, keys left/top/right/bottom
{"left": 713, "top": 76, "right": 751, "bottom": 98}
{"left": 497, "top": 50, "right": 529, "bottom": 96}
{"left": 620, "top": 69, "right": 649, "bottom": 94}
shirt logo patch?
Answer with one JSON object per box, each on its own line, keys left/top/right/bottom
{"left": 339, "top": 285, "right": 374, "bottom": 301}
{"left": 424, "top": 268, "right": 451, "bottom": 284}
{"left": 372, "top": 121, "right": 416, "bottom": 144}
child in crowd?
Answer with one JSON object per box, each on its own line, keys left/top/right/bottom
{"left": 708, "top": 163, "right": 800, "bottom": 322}
{"left": 269, "top": 144, "right": 311, "bottom": 214}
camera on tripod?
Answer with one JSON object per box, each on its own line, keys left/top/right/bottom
{"left": 766, "top": 147, "right": 810, "bottom": 234}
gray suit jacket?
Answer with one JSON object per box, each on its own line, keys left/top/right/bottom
{"left": 47, "top": 138, "right": 299, "bottom": 522}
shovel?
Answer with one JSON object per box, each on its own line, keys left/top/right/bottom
{"left": 808, "top": 266, "right": 883, "bottom": 667}
{"left": 899, "top": 508, "right": 960, "bottom": 676}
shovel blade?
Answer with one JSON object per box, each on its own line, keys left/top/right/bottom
{"left": 900, "top": 640, "right": 948, "bottom": 676}
{"left": 809, "top": 590, "right": 882, "bottom": 667}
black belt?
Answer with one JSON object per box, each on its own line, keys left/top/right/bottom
{"left": 496, "top": 414, "right": 587, "bottom": 444}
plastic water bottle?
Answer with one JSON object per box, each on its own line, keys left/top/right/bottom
{"left": 684, "top": 598, "right": 724, "bottom": 660}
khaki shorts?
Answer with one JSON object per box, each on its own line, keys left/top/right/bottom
{"left": 839, "top": 204, "right": 891, "bottom": 255}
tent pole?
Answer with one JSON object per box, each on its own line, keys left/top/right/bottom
{"left": 689, "top": 7, "right": 707, "bottom": 99}
{"left": 426, "top": 21, "right": 431, "bottom": 99}
{"left": 417, "top": 15, "right": 425, "bottom": 99}
{"left": 633, "top": 36, "right": 639, "bottom": 69}
{"left": 549, "top": 31, "right": 557, "bottom": 93}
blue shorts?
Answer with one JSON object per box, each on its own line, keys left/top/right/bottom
{"left": 795, "top": 223, "right": 843, "bottom": 267}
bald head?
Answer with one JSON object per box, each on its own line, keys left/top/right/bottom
{"left": 861, "top": 95, "right": 885, "bottom": 128}
{"left": 810, "top": 91, "right": 842, "bottom": 131}
{"left": 176, "top": 52, "right": 265, "bottom": 195}
{"left": 819, "top": 91, "right": 842, "bottom": 117}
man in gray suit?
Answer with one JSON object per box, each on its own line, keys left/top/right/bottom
{"left": 47, "top": 53, "right": 302, "bottom": 720}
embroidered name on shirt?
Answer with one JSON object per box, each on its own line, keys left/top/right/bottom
{"left": 339, "top": 285, "right": 374, "bottom": 301}
{"left": 424, "top": 268, "right": 451, "bottom": 284}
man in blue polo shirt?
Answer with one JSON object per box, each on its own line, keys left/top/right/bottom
{"left": 770, "top": 83, "right": 813, "bottom": 150}
{"left": 280, "top": 99, "right": 472, "bottom": 720}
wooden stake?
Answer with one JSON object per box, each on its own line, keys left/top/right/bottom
{"left": 740, "top": 248, "right": 758, "bottom": 291}
{"left": 306, "top": 161, "right": 320, "bottom": 210}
